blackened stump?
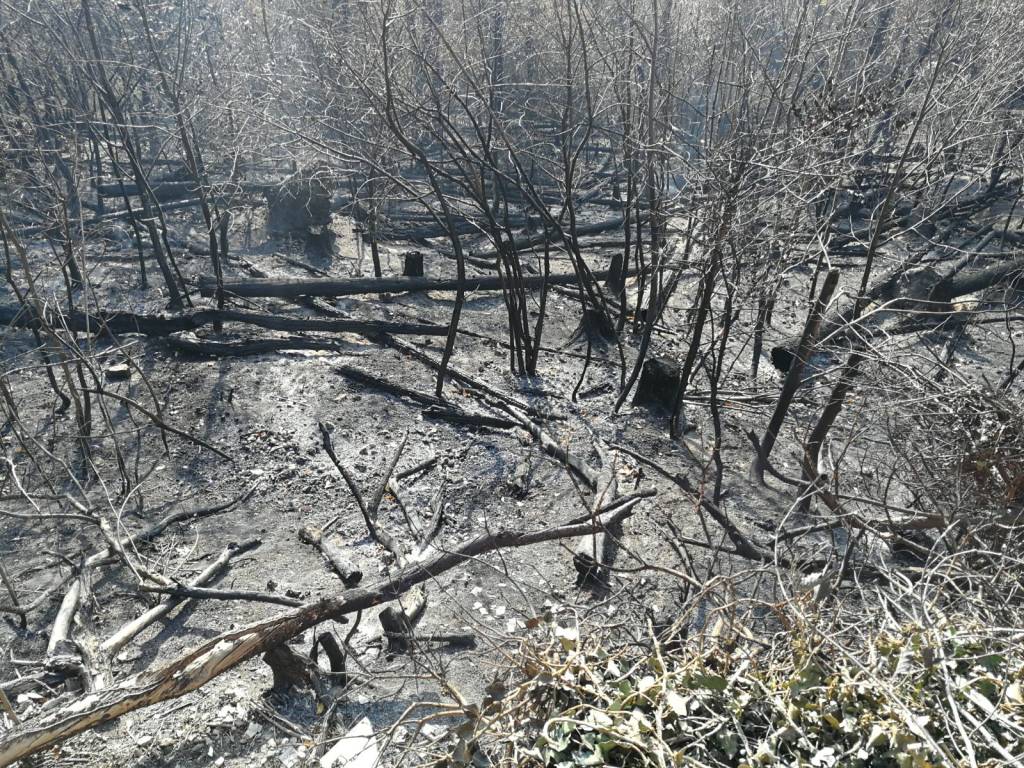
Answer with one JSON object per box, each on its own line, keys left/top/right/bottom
{"left": 770, "top": 346, "right": 797, "bottom": 373}
{"left": 402, "top": 251, "right": 424, "bottom": 277}
{"left": 632, "top": 356, "right": 680, "bottom": 410}
{"left": 265, "top": 166, "right": 332, "bottom": 238}
{"left": 571, "top": 308, "right": 616, "bottom": 344}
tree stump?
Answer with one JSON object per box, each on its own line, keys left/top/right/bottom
{"left": 402, "top": 251, "right": 424, "bottom": 277}
{"left": 265, "top": 165, "right": 332, "bottom": 238}
{"left": 379, "top": 585, "right": 426, "bottom": 654}
{"left": 632, "top": 356, "right": 680, "bottom": 410}
{"left": 262, "top": 644, "right": 317, "bottom": 694}
{"left": 571, "top": 307, "right": 616, "bottom": 344}
{"left": 896, "top": 265, "right": 942, "bottom": 310}
{"left": 506, "top": 458, "right": 531, "bottom": 499}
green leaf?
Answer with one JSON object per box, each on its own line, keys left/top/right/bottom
{"left": 693, "top": 674, "right": 728, "bottom": 692}
{"left": 976, "top": 654, "right": 1005, "bottom": 673}
{"left": 546, "top": 721, "right": 574, "bottom": 752}
{"left": 789, "top": 663, "right": 824, "bottom": 696}
{"left": 718, "top": 730, "right": 740, "bottom": 759}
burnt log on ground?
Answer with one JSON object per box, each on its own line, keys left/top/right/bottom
{"left": 163, "top": 337, "right": 361, "bottom": 357}
{"left": 421, "top": 405, "right": 519, "bottom": 430}
{"left": 99, "top": 539, "right": 262, "bottom": 658}
{"left": 768, "top": 256, "right": 927, "bottom": 371}
{"left": 15, "top": 199, "right": 206, "bottom": 237}
{"left": 199, "top": 268, "right": 636, "bottom": 299}
{"left": 495, "top": 401, "right": 600, "bottom": 490}
{"left": 769, "top": 252, "right": 1024, "bottom": 371}
{"left": 298, "top": 526, "right": 363, "bottom": 588}
{"left": 929, "top": 252, "right": 1024, "bottom": 302}
{"left": 97, "top": 180, "right": 199, "bottom": 202}
{"left": 380, "top": 336, "right": 559, "bottom": 423}
{"left": 465, "top": 214, "right": 649, "bottom": 261}
{"left": 0, "top": 304, "right": 449, "bottom": 339}
{"left": 377, "top": 216, "right": 486, "bottom": 241}
{"left": 335, "top": 365, "right": 446, "bottom": 408}
{"left": 370, "top": 202, "right": 525, "bottom": 240}
{"left": 572, "top": 443, "right": 618, "bottom": 585}
{"left": 90, "top": 197, "right": 206, "bottom": 221}
{"left": 96, "top": 180, "right": 277, "bottom": 199}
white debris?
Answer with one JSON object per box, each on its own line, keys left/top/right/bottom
{"left": 421, "top": 722, "right": 448, "bottom": 741}
{"left": 320, "top": 716, "right": 379, "bottom": 768}
{"left": 279, "top": 745, "right": 301, "bottom": 767}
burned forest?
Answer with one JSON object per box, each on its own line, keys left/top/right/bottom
{"left": 1, "top": 0, "right": 1024, "bottom": 765}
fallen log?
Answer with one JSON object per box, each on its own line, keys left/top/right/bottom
{"left": 929, "top": 252, "right": 1024, "bottom": 302}
{"left": 97, "top": 181, "right": 198, "bottom": 201}
{"left": 572, "top": 443, "right": 618, "bottom": 584}
{"left": 0, "top": 304, "right": 449, "bottom": 339}
{"left": 466, "top": 215, "right": 647, "bottom": 261}
{"left": 45, "top": 579, "right": 83, "bottom": 660}
{"left": 41, "top": 571, "right": 92, "bottom": 693}
{"left": 396, "top": 455, "right": 438, "bottom": 480}
{"left": 99, "top": 539, "right": 261, "bottom": 658}
{"left": 378, "top": 216, "right": 488, "bottom": 241}
{"left": 770, "top": 229, "right": 1024, "bottom": 370}
{"left": 335, "top": 366, "right": 446, "bottom": 408}
{"left": 11, "top": 198, "right": 206, "bottom": 237}
{"left": 140, "top": 584, "right": 303, "bottom": 608}
{"left": 445, "top": 238, "right": 639, "bottom": 271}
{"left": 198, "top": 269, "right": 629, "bottom": 299}
{"left": 164, "top": 336, "right": 361, "bottom": 357}
{"left": 773, "top": 221, "right": 984, "bottom": 372}
{"left": 768, "top": 254, "right": 926, "bottom": 372}
{"left": 298, "top": 526, "right": 363, "bottom": 588}
{"left": 381, "top": 336, "right": 559, "bottom": 422}
{"left": 13, "top": 488, "right": 251, "bottom": 680}
{"left": 421, "top": 406, "right": 518, "bottom": 430}
{"left": 495, "top": 402, "right": 600, "bottom": 490}
{"left": 96, "top": 180, "right": 273, "bottom": 200}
